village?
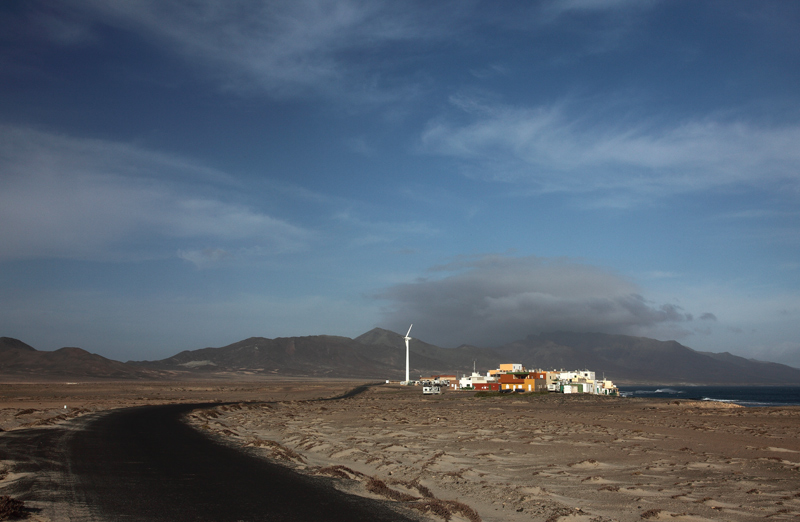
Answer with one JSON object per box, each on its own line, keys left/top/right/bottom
{"left": 412, "top": 363, "right": 619, "bottom": 396}
{"left": 395, "top": 326, "right": 619, "bottom": 397}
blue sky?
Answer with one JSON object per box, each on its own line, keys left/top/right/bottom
{"left": 1, "top": 0, "right": 799, "bottom": 366}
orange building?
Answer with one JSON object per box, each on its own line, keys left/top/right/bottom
{"left": 498, "top": 373, "right": 525, "bottom": 391}
{"left": 498, "top": 363, "right": 525, "bottom": 373}
{"left": 523, "top": 377, "right": 547, "bottom": 392}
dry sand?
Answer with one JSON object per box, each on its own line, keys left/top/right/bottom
{"left": 0, "top": 379, "right": 355, "bottom": 521}
{"left": 190, "top": 384, "right": 800, "bottom": 522}
{"left": 0, "top": 380, "right": 345, "bottom": 432}
{"left": 2, "top": 381, "right": 800, "bottom": 522}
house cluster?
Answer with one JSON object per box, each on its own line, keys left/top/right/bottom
{"left": 418, "top": 363, "right": 618, "bottom": 396}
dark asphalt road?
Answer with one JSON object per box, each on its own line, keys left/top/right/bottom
{"left": 1, "top": 388, "right": 419, "bottom": 522}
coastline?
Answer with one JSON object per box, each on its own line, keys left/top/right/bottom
{"left": 618, "top": 385, "right": 800, "bottom": 407}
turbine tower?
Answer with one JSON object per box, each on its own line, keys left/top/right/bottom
{"left": 404, "top": 324, "right": 413, "bottom": 384}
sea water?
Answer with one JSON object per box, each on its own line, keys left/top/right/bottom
{"left": 617, "top": 385, "right": 800, "bottom": 407}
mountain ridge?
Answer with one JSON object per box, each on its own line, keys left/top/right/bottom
{"left": 494, "top": 331, "right": 800, "bottom": 384}
{"left": 0, "top": 336, "right": 163, "bottom": 380}
{"left": 1, "top": 331, "right": 798, "bottom": 384}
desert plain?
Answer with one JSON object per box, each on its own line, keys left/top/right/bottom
{"left": 2, "top": 380, "right": 800, "bottom": 522}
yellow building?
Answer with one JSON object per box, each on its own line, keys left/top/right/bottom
{"left": 523, "top": 377, "right": 547, "bottom": 392}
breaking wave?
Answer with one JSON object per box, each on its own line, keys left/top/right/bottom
{"left": 618, "top": 386, "right": 800, "bottom": 407}
{"left": 624, "top": 388, "right": 685, "bottom": 396}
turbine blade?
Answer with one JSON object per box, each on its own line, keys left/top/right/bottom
{"left": 406, "top": 324, "right": 413, "bottom": 337}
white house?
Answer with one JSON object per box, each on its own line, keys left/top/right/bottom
{"left": 458, "top": 371, "right": 496, "bottom": 390}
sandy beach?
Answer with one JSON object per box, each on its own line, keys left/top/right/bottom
{"left": 2, "top": 381, "right": 800, "bottom": 521}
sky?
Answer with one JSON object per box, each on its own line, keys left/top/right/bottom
{"left": 1, "top": 1, "right": 799, "bottom": 366}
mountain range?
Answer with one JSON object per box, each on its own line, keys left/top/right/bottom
{"left": 2, "top": 330, "right": 799, "bottom": 384}
{"left": 0, "top": 336, "right": 161, "bottom": 380}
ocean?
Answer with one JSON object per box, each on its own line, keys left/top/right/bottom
{"left": 617, "top": 385, "right": 800, "bottom": 407}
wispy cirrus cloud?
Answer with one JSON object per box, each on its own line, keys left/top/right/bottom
{"left": 376, "top": 254, "right": 696, "bottom": 347}
{"left": 0, "top": 125, "right": 310, "bottom": 262}
{"left": 332, "top": 210, "right": 438, "bottom": 247}
{"left": 543, "top": 0, "right": 658, "bottom": 15}
{"left": 42, "top": 0, "right": 454, "bottom": 100}
{"left": 420, "top": 97, "right": 800, "bottom": 203}
{"left": 15, "top": 1, "right": 665, "bottom": 103}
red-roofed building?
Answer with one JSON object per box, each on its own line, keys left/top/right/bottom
{"left": 498, "top": 373, "right": 525, "bottom": 391}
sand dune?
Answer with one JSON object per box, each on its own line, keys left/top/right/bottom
{"left": 2, "top": 381, "right": 799, "bottom": 522}
{"left": 190, "top": 385, "right": 800, "bottom": 522}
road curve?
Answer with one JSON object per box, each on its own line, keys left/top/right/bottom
{"left": 2, "top": 387, "right": 419, "bottom": 521}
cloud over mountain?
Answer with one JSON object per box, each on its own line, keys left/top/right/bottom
{"left": 377, "top": 255, "right": 695, "bottom": 347}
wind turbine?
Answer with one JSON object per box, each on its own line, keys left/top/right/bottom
{"left": 404, "top": 324, "right": 413, "bottom": 384}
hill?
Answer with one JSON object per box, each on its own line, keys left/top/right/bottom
{"left": 495, "top": 331, "right": 800, "bottom": 384}
{"left": 134, "top": 332, "right": 462, "bottom": 379}
{"left": 3, "top": 331, "right": 799, "bottom": 384}
{"left": 0, "top": 337, "right": 162, "bottom": 381}
{"left": 134, "top": 335, "right": 405, "bottom": 378}
{"left": 136, "top": 328, "right": 800, "bottom": 384}
{"left": 354, "top": 328, "right": 503, "bottom": 372}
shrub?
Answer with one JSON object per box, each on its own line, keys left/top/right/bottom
{"left": 365, "top": 478, "right": 417, "bottom": 502}
{"left": 0, "top": 496, "right": 26, "bottom": 520}
{"left": 316, "top": 465, "right": 365, "bottom": 479}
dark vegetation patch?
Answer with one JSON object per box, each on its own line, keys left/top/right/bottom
{"left": 248, "top": 438, "right": 305, "bottom": 463}
{"left": 347, "top": 474, "right": 482, "bottom": 521}
{"left": 17, "top": 408, "right": 89, "bottom": 428}
{"left": 316, "top": 465, "right": 366, "bottom": 480}
{"left": 474, "top": 391, "right": 548, "bottom": 398}
{"left": 545, "top": 507, "right": 578, "bottom": 522}
{"left": 0, "top": 496, "right": 26, "bottom": 520}
{"left": 411, "top": 499, "right": 481, "bottom": 522}
{"left": 366, "top": 478, "right": 417, "bottom": 502}
{"left": 387, "top": 478, "right": 434, "bottom": 499}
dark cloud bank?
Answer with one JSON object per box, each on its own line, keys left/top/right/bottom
{"left": 378, "top": 255, "right": 703, "bottom": 348}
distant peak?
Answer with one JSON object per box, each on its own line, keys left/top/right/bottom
{"left": 354, "top": 327, "right": 402, "bottom": 345}
{"left": 0, "top": 337, "right": 37, "bottom": 352}
{"left": 365, "top": 327, "right": 396, "bottom": 334}
{"left": 55, "top": 346, "right": 92, "bottom": 355}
